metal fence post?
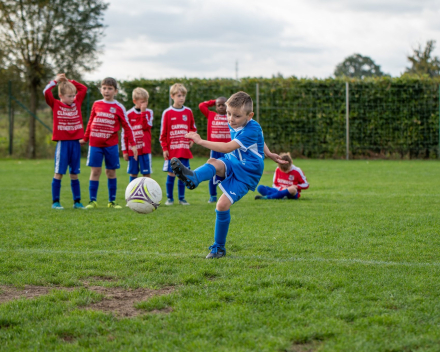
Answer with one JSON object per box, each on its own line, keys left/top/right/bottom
{"left": 256, "top": 83, "right": 260, "bottom": 123}
{"left": 346, "top": 82, "right": 349, "bottom": 160}
{"left": 8, "top": 80, "right": 13, "bottom": 156}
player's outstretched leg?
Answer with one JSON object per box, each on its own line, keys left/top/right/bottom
{"left": 171, "top": 158, "right": 216, "bottom": 190}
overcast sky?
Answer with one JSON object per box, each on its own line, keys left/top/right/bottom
{"left": 85, "top": 0, "right": 440, "bottom": 80}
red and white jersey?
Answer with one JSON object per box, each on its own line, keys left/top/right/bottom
{"left": 160, "top": 106, "right": 197, "bottom": 159}
{"left": 83, "top": 100, "right": 135, "bottom": 148}
{"left": 122, "top": 107, "right": 153, "bottom": 156}
{"left": 43, "top": 80, "right": 87, "bottom": 141}
{"left": 198, "top": 100, "right": 231, "bottom": 143}
{"left": 273, "top": 164, "right": 309, "bottom": 194}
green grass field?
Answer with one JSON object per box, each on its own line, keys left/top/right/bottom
{"left": 1, "top": 157, "right": 440, "bottom": 351}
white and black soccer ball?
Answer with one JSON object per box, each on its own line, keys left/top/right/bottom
{"left": 125, "top": 177, "right": 162, "bottom": 214}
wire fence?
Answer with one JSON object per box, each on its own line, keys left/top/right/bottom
{"left": 1, "top": 79, "right": 439, "bottom": 159}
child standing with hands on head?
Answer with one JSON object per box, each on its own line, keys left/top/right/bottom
{"left": 171, "top": 91, "right": 286, "bottom": 259}
{"left": 123, "top": 88, "right": 153, "bottom": 182}
{"left": 160, "top": 83, "right": 197, "bottom": 206}
{"left": 43, "top": 73, "right": 87, "bottom": 210}
{"left": 199, "top": 97, "right": 230, "bottom": 203}
{"left": 255, "top": 152, "right": 309, "bottom": 200}
{"left": 81, "top": 77, "right": 137, "bottom": 209}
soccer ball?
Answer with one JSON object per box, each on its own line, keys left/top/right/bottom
{"left": 125, "top": 177, "right": 162, "bottom": 214}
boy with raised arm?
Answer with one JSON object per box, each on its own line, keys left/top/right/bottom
{"left": 199, "top": 97, "right": 230, "bottom": 203}
{"left": 122, "top": 88, "right": 153, "bottom": 182}
{"left": 43, "top": 73, "right": 87, "bottom": 210}
{"left": 160, "top": 83, "right": 197, "bottom": 205}
{"left": 82, "top": 77, "right": 137, "bottom": 209}
{"left": 171, "top": 91, "right": 285, "bottom": 258}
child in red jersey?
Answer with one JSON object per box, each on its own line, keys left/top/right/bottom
{"left": 255, "top": 152, "right": 309, "bottom": 200}
{"left": 199, "top": 97, "right": 230, "bottom": 203}
{"left": 123, "top": 87, "right": 153, "bottom": 182}
{"left": 160, "top": 83, "right": 197, "bottom": 205}
{"left": 82, "top": 77, "right": 137, "bottom": 209}
{"left": 43, "top": 73, "right": 87, "bottom": 210}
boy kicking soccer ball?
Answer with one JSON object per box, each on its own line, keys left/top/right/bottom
{"left": 160, "top": 83, "right": 197, "bottom": 206}
{"left": 81, "top": 77, "right": 137, "bottom": 209}
{"left": 199, "top": 97, "right": 230, "bottom": 203}
{"left": 43, "top": 73, "right": 87, "bottom": 210}
{"left": 255, "top": 152, "right": 309, "bottom": 200}
{"left": 171, "top": 91, "right": 285, "bottom": 259}
{"left": 122, "top": 87, "right": 153, "bottom": 182}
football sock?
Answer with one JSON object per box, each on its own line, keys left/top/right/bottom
{"left": 166, "top": 175, "right": 175, "bottom": 200}
{"left": 214, "top": 209, "right": 230, "bottom": 247}
{"left": 52, "top": 178, "right": 61, "bottom": 202}
{"left": 70, "top": 179, "right": 81, "bottom": 202}
{"left": 178, "top": 180, "right": 185, "bottom": 200}
{"left": 194, "top": 163, "right": 216, "bottom": 183}
{"left": 108, "top": 178, "right": 117, "bottom": 202}
{"left": 129, "top": 176, "right": 136, "bottom": 183}
{"left": 89, "top": 180, "right": 99, "bottom": 201}
{"left": 209, "top": 177, "right": 217, "bottom": 196}
{"left": 267, "top": 189, "right": 291, "bottom": 199}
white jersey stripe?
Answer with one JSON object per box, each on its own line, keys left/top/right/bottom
{"left": 54, "top": 141, "right": 62, "bottom": 173}
{"left": 43, "top": 80, "right": 57, "bottom": 95}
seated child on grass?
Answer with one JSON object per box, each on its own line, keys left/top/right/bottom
{"left": 170, "top": 91, "right": 285, "bottom": 259}
{"left": 255, "top": 152, "right": 309, "bottom": 200}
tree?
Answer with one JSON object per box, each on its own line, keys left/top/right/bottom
{"left": 405, "top": 40, "right": 440, "bottom": 77}
{"left": 0, "top": 0, "right": 108, "bottom": 158}
{"left": 334, "top": 54, "right": 385, "bottom": 79}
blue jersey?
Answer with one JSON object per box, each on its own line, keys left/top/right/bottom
{"left": 224, "top": 119, "right": 265, "bottom": 190}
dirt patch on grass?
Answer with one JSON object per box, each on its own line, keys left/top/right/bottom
{"left": 0, "top": 285, "right": 73, "bottom": 304}
{"left": 84, "top": 286, "right": 175, "bottom": 317}
{"left": 287, "top": 341, "right": 321, "bottom": 352}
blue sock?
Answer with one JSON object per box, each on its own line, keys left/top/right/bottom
{"left": 214, "top": 209, "right": 231, "bottom": 247}
{"left": 71, "top": 179, "right": 81, "bottom": 202}
{"left": 129, "top": 176, "right": 137, "bottom": 183}
{"left": 89, "top": 180, "right": 99, "bottom": 201}
{"left": 257, "top": 185, "right": 269, "bottom": 195}
{"left": 267, "top": 189, "right": 290, "bottom": 199}
{"left": 178, "top": 180, "right": 185, "bottom": 200}
{"left": 194, "top": 164, "right": 216, "bottom": 183}
{"left": 209, "top": 177, "right": 217, "bottom": 197}
{"left": 166, "top": 175, "right": 176, "bottom": 200}
{"left": 52, "top": 178, "right": 61, "bottom": 202}
{"left": 108, "top": 178, "right": 117, "bottom": 202}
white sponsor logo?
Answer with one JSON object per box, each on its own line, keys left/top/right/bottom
{"left": 110, "top": 107, "right": 116, "bottom": 113}
{"left": 289, "top": 175, "right": 294, "bottom": 181}
{"left": 182, "top": 115, "right": 187, "bottom": 121}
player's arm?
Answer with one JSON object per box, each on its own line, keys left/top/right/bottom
{"left": 188, "top": 111, "right": 197, "bottom": 148}
{"left": 121, "top": 126, "right": 129, "bottom": 161}
{"left": 43, "top": 80, "right": 57, "bottom": 107}
{"left": 264, "top": 143, "right": 288, "bottom": 164}
{"left": 295, "top": 171, "right": 309, "bottom": 190}
{"left": 143, "top": 108, "right": 153, "bottom": 131}
{"left": 70, "top": 80, "right": 87, "bottom": 104}
{"left": 198, "top": 100, "right": 216, "bottom": 118}
{"left": 185, "top": 132, "right": 239, "bottom": 153}
{"left": 81, "top": 104, "right": 96, "bottom": 144}
{"left": 160, "top": 111, "right": 169, "bottom": 159}
{"left": 119, "top": 109, "right": 138, "bottom": 160}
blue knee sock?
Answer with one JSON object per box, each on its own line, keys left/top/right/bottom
{"left": 166, "top": 175, "right": 176, "bottom": 200}
{"left": 257, "top": 185, "right": 270, "bottom": 196}
{"left": 194, "top": 164, "right": 216, "bottom": 183}
{"left": 70, "top": 179, "right": 81, "bottom": 202}
{"left": 178, "top": 180, "right": 186, "bottom": 200}
{"left": 108, "top": 178, "right": 117, "bottom": 202}
{"left": 214, "top": 209, "right": 231, "bottom": 247}
{"left": 89, "top": 180, "right": 99, "bottom": 201}
{"left": 209, "top": 177, "right": 217, "bottom": 197}
{"left": 52, "top": 178, "right": 61, "bottom": 202}
{"left": 267, "top": 189, "right": 290, "bottom": 199}
{"left": 129, "top": 176, "right": 137, "bottom": 183}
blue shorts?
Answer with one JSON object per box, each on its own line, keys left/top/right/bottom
{"left": 217, "top": 158, "right": 251, "bottom": 204}
{"left": 210, "top": 150, "right": 226, "bottom": 159}
{"left": 87, "top": 145, "right": 120, "bottom": 169}
{"left": 127, "top": 154, "right": 152, "bottom": 175}
{"left": 54, "top": 140, "right": 81, "bottom": 174}
{"left": 163, "top": 158, "right": 190, "bottom": 173}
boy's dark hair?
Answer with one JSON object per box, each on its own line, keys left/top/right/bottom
{"left": 101, "top": 77, "right": 118, "bottom": 89}
{"left": 226, "top": 91, "right": 253, "bottom": 114}
{"left": 278, "top": 152, "right": 293, "bottom": 172}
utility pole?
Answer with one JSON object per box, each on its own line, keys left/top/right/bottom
{"left": 235, "top": 60, "right": 239, "bottom": 80}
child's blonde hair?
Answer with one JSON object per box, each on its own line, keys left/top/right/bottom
{"left": 278, "top": 152, "right": 293, "bottom": 172}
{"left": 170, "top": 83, "right": 187, "bottom": 96}
{"left": 58, "top": 81, "right": 77, "bottom": 96}
{"left": 132, "top": 87, "right": 149, "bottom": 101}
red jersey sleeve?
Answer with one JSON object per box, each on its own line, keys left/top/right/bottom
{"left": 71, "top": 80, "right": 87, "bottom": 105}
{"left": 83, "top": 103, "right": 96, "bottom": 142}
{"left": 199, "top": 100, "right": 216, "bottom": 119}
{"left": 160, "top": 111, "right": 169, "bottom": 152}
{"left": 121, "top": 127, "right": 129, "bottom": 154}
{"left": 43, "top": 80, "right": 57, "bottom": 108}
{"left": 189, "top": 110, "right": 197, "bottom": 133}
{"left": 118, "top": 108, "right": 136, "bottom": 148}
{"left": 142, "top": 111, "right": 152, "bottom": 131}
{"left": 295, "top": 170, "right": 309, "bottom": 190}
